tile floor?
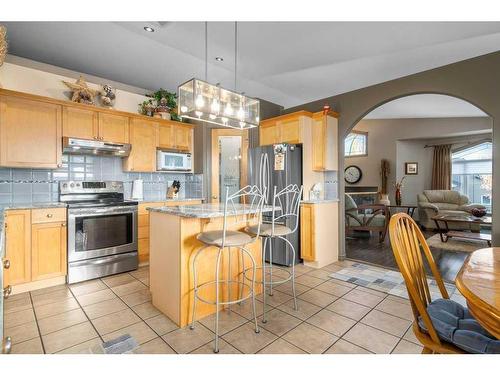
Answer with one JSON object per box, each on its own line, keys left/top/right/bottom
{"left": 4, "top": 261, "right": 427, "bottom": 354}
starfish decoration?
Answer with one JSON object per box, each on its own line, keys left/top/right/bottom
{"left": 63, "top": 76, "right": 98, "bottom": 105}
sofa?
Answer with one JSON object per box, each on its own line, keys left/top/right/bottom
{"left": 417, "top": 190, "right": 486, "bottom": 230}
{"left": 345, "top": 194, "right": 388, "bottom": 242}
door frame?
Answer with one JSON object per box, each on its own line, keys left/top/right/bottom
{"left": 210, "top": 128, "right": 249, "bottom": 203}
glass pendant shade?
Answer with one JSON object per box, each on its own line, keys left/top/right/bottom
{"left": 178, "top": 78, "right": 260, "bottom": 129}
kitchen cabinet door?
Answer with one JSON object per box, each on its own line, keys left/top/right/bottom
{"left": 312, "top": 113, "right": 338, "bottom": 171}
{"left": 123, "top": 119, "right": 158, "bottom": 172}
{"left": 300, "top": 204, "right": 316, "bottom": 261}
{"left": 62, "top": 106, "right": 98, "bottom": 140}
{"left": 173, "top": 125, "right": 192, "bottom": 151}
{"left": 259, "top": 123, "right": 278, "bottom": 146}
{"left": 158, "top": 123, "right": 175, "bottom": 149}
{"left": 98, "top": 112, "right": 130, "bottom": 143}
{"left": 3, "top": 210, "right": 31, "bottom": 286}
{"left": 0, "top": 96, "right": 62, "bottom": 169}
{"left": 31, "top": 222, "right": 67, "bottom": 281}
{"left": 277, "top": 118, "right": 301, "bottom": 144}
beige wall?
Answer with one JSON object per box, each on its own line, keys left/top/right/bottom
{"left": 346, "top": 117, "right": 492, "bottom": 205}
{"left": 0, "top": 55, "right": 150, "bottom": 113}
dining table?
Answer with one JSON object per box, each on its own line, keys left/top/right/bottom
{"left": 455, "top": 247, "right": 500, "bottom": 339}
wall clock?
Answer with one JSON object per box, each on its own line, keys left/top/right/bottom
{"left": 344, "top": 165, "right": 362, "bottom": 184}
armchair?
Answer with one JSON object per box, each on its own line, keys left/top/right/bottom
{"left": 345, "top": 194, "right": 388, "bottom": 242}
{"left": 417, "top": 190, "right": 486, "bottom": 230}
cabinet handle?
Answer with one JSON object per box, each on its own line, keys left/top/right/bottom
{"left": 61, "top": 223, "right": 66, "bottom": 227}
{"left": 2, "top": 337, "right": 12, "bottom": 354}
{"left": 46, "top": 214, "right": 53, "bottom": 218}
{"left": 3, "top": 285, "right": 12, "bottom": 299}
{"left": 3, "top": 259, "right": 10, "bottom": 269}
{"left": 57, "top": 164, "right": 62, "bottom": 168}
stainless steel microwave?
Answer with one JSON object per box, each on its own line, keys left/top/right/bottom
{"left": 156, "top": 150, "right": 192, "bottom": 172}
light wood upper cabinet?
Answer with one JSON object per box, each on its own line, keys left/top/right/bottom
{"left": 300, "top": 204, "right": 316, "bottom": 261}
{"left": 173, "top": 125, "right": 192, "bottom": 151}
{"left": 62, "top": 106, "right": 98, "bottom": 140}
{"left": 31, "top": 221, "right": 67, "bottom": 281}
{"left": 3, "top": 210, "right": 31, "bottom": 286}
{"left": 312, "top": 112, "right": 338, "bottom": 171}
{"left": 0, "top": 95, "right": 62, "bottom": 169}
{"left": 259, "top": 111, "right": 308, "bottom": 146}
{"left": 277, "top": 118, "right": 301, "bottom": 144}
{"left": 98, "top": 112, "right": 130, "bottom": 143}
{"left": 259, "top": 123, "right": 278, "bottom": 146}
{"left": 158, "top": 123, "right": 174, "bottom": 149}
{"left": 123, "top": 118, "right": 159, "bottom": 172}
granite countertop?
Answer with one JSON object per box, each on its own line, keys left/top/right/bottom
{"left": 131, "top": 197, "right": 205, "bottom": 204}
{"left": 0, "top": 202, "right": 68, "bottom": 210}
{"left": 147, "top": 203, "right": 277, "bottom": 218}
{"left": 301, "top": 199, "right": 339, "bottom": 204}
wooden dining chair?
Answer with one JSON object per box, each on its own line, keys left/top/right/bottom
{"left": 388, "top": 213, "right": 464, "bottom": 354}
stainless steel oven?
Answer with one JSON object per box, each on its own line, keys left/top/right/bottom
{"left": 61, "top": 181, "right": 138, "bottom": 284}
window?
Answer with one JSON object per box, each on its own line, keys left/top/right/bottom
{"left": 452, "top": 141, "right": 492, "bottom": 212}
{"left": 345, "top": 131, "right": 368, "bottom": 157}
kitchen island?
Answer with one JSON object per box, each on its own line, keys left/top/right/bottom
{"left": 148, "top": 203, "right": 272, "bottom": 327}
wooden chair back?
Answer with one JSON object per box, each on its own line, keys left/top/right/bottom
{"left": 388, "top": 213, "right": 451, "bottom": 347}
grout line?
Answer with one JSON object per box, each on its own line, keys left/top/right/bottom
{"left": 28, "top": 292, "right": 47, "bottom": 354}
{"left": 67, "top": 286, "right": 105, "bottom": 343}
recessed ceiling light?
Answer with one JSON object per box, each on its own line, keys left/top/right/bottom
{"left": 215, "top": 57, "right": 224, "bottom": 62}
{"left": 144, "top": 26, "right": 155, "bottom": 33}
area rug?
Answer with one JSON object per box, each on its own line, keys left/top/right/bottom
{"left": 426, "top": 234, "right": 484, "bottom": 253}
{"left": 329, "top": 262, "right": 457, "bottom": 300}
{"left": 88, "top": 334, "right": 139, "bottom": 354}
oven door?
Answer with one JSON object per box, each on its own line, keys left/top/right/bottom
{"left": 67, "top": 205, "right": 138, "bottom": 262}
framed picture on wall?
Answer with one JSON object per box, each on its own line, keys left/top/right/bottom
{"left": 405, "top": 162, "right": 418, "bottom": 175}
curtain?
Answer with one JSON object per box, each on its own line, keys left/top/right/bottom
{"left": 431, "top": 144, "right": 452, "bottom": 190}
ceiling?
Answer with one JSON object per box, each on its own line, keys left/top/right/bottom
{"left": 3, "top": 22, "right": 500, "bottom": 109}
{"left": 364, "top": 94, "right": 488, "bottom": 119}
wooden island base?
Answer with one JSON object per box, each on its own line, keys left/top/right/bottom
{"left": 149, "top": 211, "right": 263, "bottom": 328}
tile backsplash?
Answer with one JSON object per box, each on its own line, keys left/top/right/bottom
{"left": 323, "top": 171, "right": 338, "bottom": 200}
{"left": 0, "top": 154, "right": 203, "bottom": 205}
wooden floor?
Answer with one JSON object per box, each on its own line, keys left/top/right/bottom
{"left": 345, "top": 231, "right": 469, "bottom": 282}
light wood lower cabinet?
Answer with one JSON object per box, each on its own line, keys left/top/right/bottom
{"left": 300, "top": 204, "right": 316, "bottom": 261}
{"left": 4, "top": 210, "right": 31, "bottom": 286}
{"left": 3, "top": 208, "right": 67, "bottom": 287}
{"left": 137, "top": 200, "right": 202, "bottom": 263}
{"left": 31, "top": 221, "right": 67, "bottom": 281}
{"left": 300, "top": 202, "right": 339, "bottom": 267}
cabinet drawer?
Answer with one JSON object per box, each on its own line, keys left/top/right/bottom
{"left": 31, "top": 208, "right": 66, "bottom": 224}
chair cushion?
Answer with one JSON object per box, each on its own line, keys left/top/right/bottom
{"left": 197, "top": 230, "right": 253, "bottom": 247}
{"left": 424, "top": 190, "right": 464, "bottom": 205}
{"left": 418, "top": 298, "right": 500, "bottom": 354}
{"left": 245, "top": 223, "right": 293, "bottom": 237}
{"left": 345, "top": 194, "right": 357, "bottom": 211}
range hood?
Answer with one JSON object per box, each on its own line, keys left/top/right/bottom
{"left": 63, "top": 137, "right": 131, "bottom": 157}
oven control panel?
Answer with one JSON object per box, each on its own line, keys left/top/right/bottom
{"left": 60, "top": 181, "right": 123, "bottom": 194}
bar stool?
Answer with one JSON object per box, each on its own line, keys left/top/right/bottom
{"left": 189, "top": 185, "right": 265, "bottom": 353}
{"left": 244, "top": 184, "right": 303, "bottom": 323}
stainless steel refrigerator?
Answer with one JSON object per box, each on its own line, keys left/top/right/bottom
{"left": 248, "top": 144, "right": 303, "bottom": 266}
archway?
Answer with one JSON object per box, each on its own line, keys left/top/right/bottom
{"left": 338, "top": 93, "right": 492, "bottom": 279}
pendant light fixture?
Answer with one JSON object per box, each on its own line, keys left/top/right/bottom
{"left": 178, "top": 22, "right": 260, "bottom": 129}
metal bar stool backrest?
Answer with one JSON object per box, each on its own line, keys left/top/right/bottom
{"left": 270, "top": 184, "right": 303, "bottom": 235}
{"left": 221, "top": 185, "right": 266, "bottom": 248}
{"left": 388, "top": 212, "right": 450, "bottom": 345}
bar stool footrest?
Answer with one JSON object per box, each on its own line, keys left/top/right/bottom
{"left": 194, "top": 280, "right": 255, "bottom": 306}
